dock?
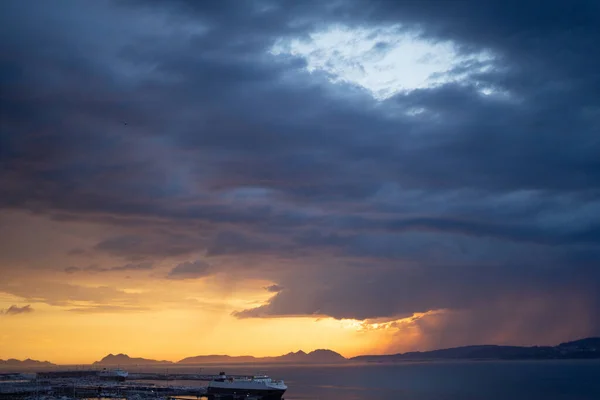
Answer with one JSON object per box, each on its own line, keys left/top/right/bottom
{"left": 128, "top": 372, "right": 255, "bottom": 381}
{"left": 0, "top": 372, "right": 285, "bottom": 399}
{"left": 0, "top": 381, "right": 206, "bottom": 399}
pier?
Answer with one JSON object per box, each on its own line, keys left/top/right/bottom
{"left": 0, "top": 381, "right": 206, "bottom": 399}
{"left": 128, "top": 372, "right": 255, "bottom": 381}
{"left": 0, "top": 372, "right": 285, "bottom": 399}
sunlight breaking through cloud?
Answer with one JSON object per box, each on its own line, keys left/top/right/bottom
{"left": 337, "top": 312, "right": 440, "bottom": 332}
{"left": 271, "top": 25, "right": 495, "bottom": 100}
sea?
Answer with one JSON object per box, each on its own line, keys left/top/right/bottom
{"left": 133, "top": 360, "right": 600, "bottom": 400}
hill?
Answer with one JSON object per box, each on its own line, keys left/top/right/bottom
{"left": 178, "top": 349, "right": 346, "bottom": 364}
{"left": 0, "top": 358, "right": 55, "bottom": 367}
{"left": 93, "top": 353, "right": 173, "bottom": 366}
{"left": 558, "top": 337, "right": 600, "bottom": 350}
{"left": 352, "top": 337, "right": 600, "bottom": 363}
{"left": 177, "top": 355, "right": 258, "bottom": 364}
{"left": 284, "top": 349, "right": 346, "bottom": 363}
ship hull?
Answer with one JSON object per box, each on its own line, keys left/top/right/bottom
{"left": 99, "top": 375, "right": 126, "bottom": 382}
{"left": 207, "top": 386, "right": 285, "bottom": 399}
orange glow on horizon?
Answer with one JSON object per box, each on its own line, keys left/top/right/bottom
{"left": 0, "top": 213, "right": 430, "bottom": 365}
{"left": 0, "top": 303, "right": 405, "bottom": 364}
{"left": 0, "top": 284, "right": 423, "bottom": 364}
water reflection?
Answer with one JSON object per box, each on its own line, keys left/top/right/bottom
{"left": 82, "top": 398, "right": 208, "bottom": 400}
{"left": 82, "top": 398, "right": 207, "bottom": 400}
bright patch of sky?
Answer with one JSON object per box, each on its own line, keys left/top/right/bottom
{"left": 271, "top": 25, "right": 495, "bottom": 100}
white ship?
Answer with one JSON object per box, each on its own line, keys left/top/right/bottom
{"left": 97, "top": 367, "right": 128, "bottom": 381}
{"left": 207, "top": 372, "right": 287, "bottom": 399}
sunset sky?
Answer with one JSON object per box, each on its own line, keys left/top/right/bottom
{"left": 1, "top": 0, "right": 599, "bottom": 365}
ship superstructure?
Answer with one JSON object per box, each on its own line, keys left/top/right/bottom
{"left": 207, "top": 372, "right": 287, "bottom": 399}
{"left": 97, "top": 367, "right": 128, "bottom": 381}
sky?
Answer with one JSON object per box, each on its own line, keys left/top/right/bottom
{"left": 1, "top": 0, "right": 599, "bottom": 364}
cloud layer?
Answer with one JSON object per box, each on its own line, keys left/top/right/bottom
{"left": 1, "top": 0, "right": 599, "bottom": 348}
{"left": 2, "top": 305, "right": 34, "bottom": 316}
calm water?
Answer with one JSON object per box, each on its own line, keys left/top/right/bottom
{"left": 140, "top": 360, "right": 600, "bottom": 400}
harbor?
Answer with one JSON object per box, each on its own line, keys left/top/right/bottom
{"left": 0, "top": 370, "right": 286, "bottom": 400}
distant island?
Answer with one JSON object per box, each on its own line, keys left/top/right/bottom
{"left": 0, "top": 359, "right": 55, "bottom": 367}
{"left": 351, "top": 337, "right": 600, "bottom": 363}
{"left": 94, "top": 349, "right": 346, "bottom": 365}
{"left": 94, "top": 338, "right": 600, "bottom": 365}
{"left": 179, "top": 349, "right": 345, "bottom": 364}
{"left": 4, "top": 337, "right": 599, "bottom": 367}
{"left": 94, "top": 353, "right": 173, "bottom": 366}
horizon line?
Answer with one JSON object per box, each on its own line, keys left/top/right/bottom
{"left": 3, "top": 336, "right": 597, "bottom": 365}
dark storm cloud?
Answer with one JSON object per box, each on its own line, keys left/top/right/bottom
{"left": 235, "top": 263, "right": 600, "bottom": 320}
{"left": 2, "top": 0, "right": 600, "bottom": 345}
{"left": 167, "top": 260, "right": 212, "bottom": 279}
{"left": 64, "top": 262, "right": 154, "bottom": 274}
{"left": 205, "top": 230, "right": 289, "bottom": 257}
{"left": 264, "top": 284, "right": 284, "bottom": 293}
{"left": 93, "top": 232, "right": 209, "bottom": 259}
{"left": 2, "top": 305, "right": 34, "bottom": 316}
